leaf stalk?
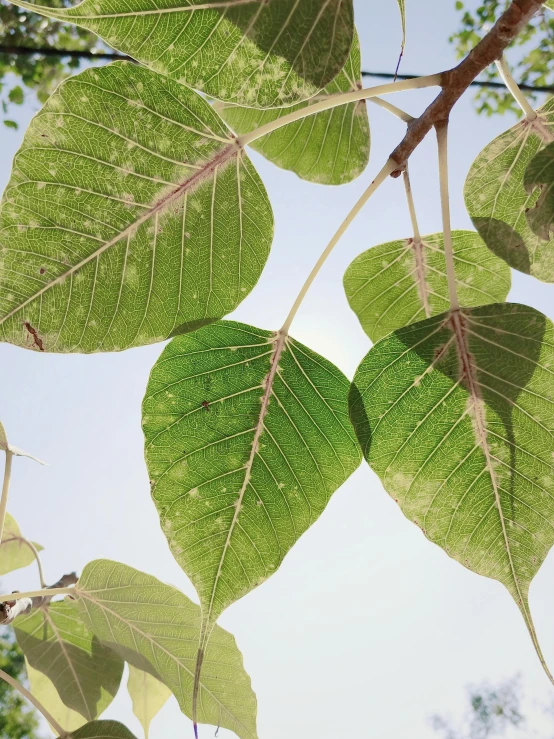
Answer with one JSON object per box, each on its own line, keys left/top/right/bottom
{"left": 0, "top": 667, "right": 67, "bottom": 737}
{"left": 435, "top": 122, "right": 460, "bottom": 312}
{"left": 0, "top": 450, "right": 13, "bottom": 545}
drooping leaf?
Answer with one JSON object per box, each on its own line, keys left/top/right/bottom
{"left": 15, "top": 601, "right": 124, "bottom": 721}
{"left": 74, "top": 559, "right": 258, "bottom": 739}
{"left": 343, "top": 230, "right": 511, "bottom": 342}
{"left": 142, "top": 321, "right": 361, "bottom": 659}
{"left": 218, "top": 31, "right": 370, "bottom": 185}
{"left": 523, "top": 141, "right": 554, "bottom": 239}
{"left": 63, "top": 720, "right": 138, "bottom": 739}
{"left": 0, "top": 62, "right": 273, "bottom": 353}
{"left": 464, "top": 99, "right": 554, "bottom": 281}
{"left": 5, "top": 0, "right": 354, "bottom": 108}
{"left": 349, "top": 303, "right": 554, "bottom": 679}
{"left": 0, "top": 420, "right": 47, "bottom": 463}
{"left": 127, "top": 665, "right": 171, "bottom": 739}
{"left": 26, "top": 660, "right": 87, "bottom": 734}
{"left": 0, "top": 513, "right": 43, "bottom": 576}
{"left": 396, "top": 0, "right": 406, "bottom": 52}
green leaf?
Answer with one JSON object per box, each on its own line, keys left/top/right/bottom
{"left": 343, "top": 230, "right": 511, "bottom": 342}
{"left": 3, "top": 120, "right": 18, "bottom": 130}
{"left": 464, "top": 98, "right": 554, "bottom": 281}
{"left": 6, "top": 0, "right": 354, "bottom": 108}
{"left": 127, "top": 665, "right": 171, "bottom": 739}
{"left": 218, "top": 31, "right": 370, "bottom": 185}
{"left": 523, "top": 141, "right": 554, "bottom": 239}
{"left": 74, "top": 559, "right": 258, "bottom": 739}
{"left": 0, "top": 513, "right": 43, "bottom": 576}
{"left": 143, "top": 320, "right": 361, "bottom": 640}
{"left": 0, "top": 62, "right": 273, "bottom": 353}
{"left": 397, "top": 0, "right": 406, "bottom": 50}
{"left": 15, "top": 601, "right": 124, "bottom": 721}
{"left": 64, "top": 720, "right": 138, "bottom": 738}
{"left": 8, "top": 86, "right": 24, "bottom": 105}
{"left": 26, "top": 660, "right": 88, "bottom": 734}
{"left": 349, "top": 303, "right": 554, "bottom": 681}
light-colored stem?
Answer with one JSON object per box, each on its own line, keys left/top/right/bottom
{"left": 20, "top": 537, "right": 46, "bottom": 588}
{"left": 280, "top": 158, "right": 398, "bottom": 334}
{"left": 0, "top": 667, "right": 67, "bottom": 737}
{"left": 0, "top": 587, "right": 75, "bottom": 603}
{"left": 403, "top": 167, "right": 421, "bottom": 241}
{"left": 0, "top": 451, "right": 13, "bottom": 546}
{"left": 368, "top": 97, "right": 415, "bottom": 123}
{"left": 495, "top": 56, "right": 537, "bottom": 120}
{"left": 436, "top": 122, "right": 459, "bottom": 312}
{"left": 238, "top": 74, "right": 442, "bottom": 147}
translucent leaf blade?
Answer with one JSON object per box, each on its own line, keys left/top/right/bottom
{"left": 350, "top": 303, "right": 554, "bottom": 675}
{"left": 343, "top": 230, "right": 511, "bottom": 342}
{"left": 65, "top": 720, "right": 138, "bottom": 738}
{"left": 142, "top": 321, "right": 362, "bottom": 629}
{"left": 464, "top": 99, "right": 554, "bottom": 281}
{"left": 219, "top": 31, "right": 370, "bottom": 185}
{"left": 15, "top": 601, "right": 124, "bottom": 721}
{"left": 6, "top": 0, "right": 354, "bottom": 108}
{"left": 0, "top": 62, "right": 273, "bottom": 353}
{"left": 523, "top": 141, "right": 554, "bottom": 239}
{"left": 74, "top": 559, "right": 258, "bottom": 739}
{"left": 0, "top": 512, "right": 43, "bottom": 576}
{"left": 26, "top": 660, "right": 88, "bottom": 734}
{"left": 127, "top": 665, "right": 171, "bottom": 739}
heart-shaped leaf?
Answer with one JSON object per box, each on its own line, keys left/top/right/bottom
{"left": 15, "top": 601, "right": 124, "bottom": 721}
{"left": 464, "top": 99, "right": 554, "bottom": 281}
{"left": 6, "top": 0, "right": 354, "bottom": 108}
{"left": 63, "top": 721, "right": 138, "bottom": 738}
{"left": 74, "top": 559, "right": 258, "bottom": 739}
{"left": 218, "top": 31, "right": 370, "bottom": 185}
{"left": 0, "top": 62, "right": 273, "bottom": 353}
{"left": 523, "top": 141, "right": 554, "bottom": 239}
{"left": 0, "top": 513, "right": 43, "bottom": 576}
{"left": 349, "top": 303, "right": 554, "bottom": 681}
{"left": 26, "top": 660, "right": 88, "bottom": 734}
{"left": 127, "top": 665, "right": 171, "bottom": 739}
{"left": 344, "top": 230, "right": 511, "bottom": 342}
{"left": 143, "top": 321, "right": 361, "bottom": 632}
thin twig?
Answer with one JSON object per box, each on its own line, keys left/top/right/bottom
{"left": 0, "top": 451, "right": 13, "bottom": 545}
{"left": 0, "top": 667, "right": 67, "bottom": 737}
{"left": 280, "top": 159, "right": 398, "bottom": 334}
{"left": 435, "top": 122, "right": 460, "bottom": 312}
{"left": 495, "top": 55, "right": 538, "bottom": 119}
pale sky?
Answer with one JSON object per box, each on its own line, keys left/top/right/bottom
{"left": 2, "top": 2, "right": 554, "bottom": 738}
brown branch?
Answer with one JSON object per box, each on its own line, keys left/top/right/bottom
{"left": 390, "top": 0, "right": 547, "bottom": 175}
{"left": 0, "top": 572, "right": 78, "bottom": 625}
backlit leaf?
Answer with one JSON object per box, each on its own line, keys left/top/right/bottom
{"left": 127, "top": 665, "right": 171, "bottom": 739}
{"left": 74, "top": 559, "right": 258, "bottom": 739}
{"left": 218, "top": 31, "right": 370, "bottom": 185}
{"left": 343, "top": 230, "right": 511, "bottom": 342}
{"left": 0, "top": 513, "right": 43, "bottom": 576}
{"left": 64, "top": 721, "right": 138, "bottom": 738}
{"left": 0, "top": 62, "right": 273, "bottom": 353}
{"left": 464, "top": 99, "right": 554, "bottom": 281}
{"left": 26, "top": 660, "right": 87, "bottom": 734}
{"left": 142, "top": 320, "right": 361, "bottom": 663}
{"left": 350, "top": 303, "right": 554, "bottom": 679}
{"left": 523, "top": 141, "right": 554, "bottom": 239}
{"left": 15, "top": 601, "right": 124, "bottom": 721}
{"left": 397, "top": 0, "right": 406, "bottom": 50}
{"left": 6, "top": 0, "right": 354, "bottom": 108}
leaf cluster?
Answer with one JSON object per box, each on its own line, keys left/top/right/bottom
{"left": 1, "top": 2, "right": 554, "bottom": 738}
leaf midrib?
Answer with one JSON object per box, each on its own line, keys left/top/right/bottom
{"left": 0, "top": 141, "right": 239, "bottom": 328}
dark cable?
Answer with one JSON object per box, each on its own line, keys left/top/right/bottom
{"left": 0, "top": 46, "right": 553, "bottom": 94}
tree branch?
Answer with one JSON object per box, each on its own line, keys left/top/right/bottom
{"left": 0, "top": 572, "right": 78, "bottom": 625}
{"left": 390, "top": 0, "right": 547, "bottom": 174}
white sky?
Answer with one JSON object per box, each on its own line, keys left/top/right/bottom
{"left": 2, "top": 2, "right": 554, "bottom": 738}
